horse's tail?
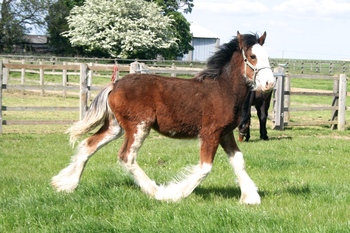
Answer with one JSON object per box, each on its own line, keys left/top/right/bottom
{"left": 66, "top": 83, "right": 114, "bottom": 146}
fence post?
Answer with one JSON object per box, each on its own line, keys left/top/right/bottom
{"left": 62, "top": 62, "right": 67, "bottom": 98}
{"left": 171, "top": 61, "right": 176, "bottom": 77}
{"left": 338, "top": 74, "right": 347, "bottom": 131}
{"left": 330, "top": 77, "right": 339, "bottom": 130}
{"left": 114, "top": 61, "right": 119, "bottom": 81}
{"left": 21, "top": 59, "right": 25, "bottom": 95}
{"left": 0, "top": 61, "right": 3, "bottom": 134}
{"left": 130, "top": 60, "right": 139, "bottom": 73}
{"left": 273, "top": 67, "right": 285, "bottom": 130}
{"left": 3, "top": 59, "right": 8, "bottom": 91}
{"left": 80, "top": 63, "right": 88, "bottom": 120}
{"left": 39, "top": 61, "right": 44, "bottom": 96}
{"left": 87, "top": 63, "right": 93, "bottom": 102}
{"left": 284, "top": 72, "right": 290, "bottom": 122}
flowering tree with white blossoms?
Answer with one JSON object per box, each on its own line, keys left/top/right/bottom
{"left": 63, "top": 0, "right": 178, "bottom": 58}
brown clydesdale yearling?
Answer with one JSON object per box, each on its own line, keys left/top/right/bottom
{"left": 52, "top": 31, "right": 275, "bottom": 204}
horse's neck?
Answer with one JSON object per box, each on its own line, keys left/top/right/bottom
{"left": 229, "top": 54, "right": 246, "bottom": 84}
{"left": 225, "top": 60, "right": 250, "bottom": 100}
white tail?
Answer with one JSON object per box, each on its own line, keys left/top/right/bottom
{"left": 66, "top": 83, "right": 114, "bottom": 146}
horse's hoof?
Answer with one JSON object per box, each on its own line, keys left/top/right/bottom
{"left": 239, "top": 192, "right": 261, "bottom": 205}
{"left": 51, "top": 175, "right": 78, "bottom": 193}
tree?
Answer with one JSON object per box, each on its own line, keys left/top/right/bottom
{"left": 0, "top": 0, "right": 24, "bottom": 52}
{"left": 46, "top": 0, "right": 87, "bottom": 55}
{"left": 46, "top": 0, "right": 193, "bottom": 59}
{"left": 161, "top": 11, "right": 193, "bottom": 59}
{"left": 63, "top": 0, "right": 177, "bottom": 59}
{"left": 47, "top": 0, "right": 110, "bottom": 56}
{"left": 0, "top": 0, "right": 51, "bottom": 52}
{"left": 145, "top": 0, "right": 193, "bottom": 59}
{"left": 149, "top": 0, "right": 194, "bottom": 14}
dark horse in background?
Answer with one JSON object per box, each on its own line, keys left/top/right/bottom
{"left": 238, "top": 89, "right": 273, "bottom": 142}
{"left": 51, "top": 32, "right": 275, "bottom": 205}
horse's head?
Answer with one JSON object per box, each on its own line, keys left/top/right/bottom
{"left": 237, "top": 31, "right": 275, "bottom": 92}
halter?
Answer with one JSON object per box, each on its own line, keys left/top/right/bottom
{"left": 242, "top": 49, "right": 271, "bottom": 89}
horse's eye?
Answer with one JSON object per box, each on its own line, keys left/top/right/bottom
{"left": 250, "top": 55, "right": 256, "bottom": 59}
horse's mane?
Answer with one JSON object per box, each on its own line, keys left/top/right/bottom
{"left": 195, "top": 33, "right": 260, "bottom": 81}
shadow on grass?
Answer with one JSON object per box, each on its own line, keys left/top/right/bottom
{"left": 262, "top": 183, "right": 311, "bottom": 198}
{"left": 193, "top": 184, "right": 311, "bottom": 200}
{"left": 193, "top": 186, "right": 268, "bottom": 200}
{"left": 80, "top": 175, "right": 310, "bottom": 202}
{"left": 240, "top": 136, "right": 293, "bottom": 143}
{"left": 285, "top": 184, "right": 311, "bottom": 195}
{"left": 194, "top": 186, "right": 240, "bottom": 199}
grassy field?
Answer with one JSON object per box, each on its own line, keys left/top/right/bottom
{"left": 287, "top": 76, "right": 350, "bottom": 126}
{"left": 1, "top": 120, "right": 350, "bottom": 232}
{"left": 1, "top": 71, "right": 350, "bottom": 232}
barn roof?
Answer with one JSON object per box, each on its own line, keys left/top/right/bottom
{"left": 190, "top": 22, "right": 219, "bottom": 39}
{"left": 23, "top": 35, "right": 48, "bottom": 44}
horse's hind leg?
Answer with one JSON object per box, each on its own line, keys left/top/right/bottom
{"left": 118, "top": 121, "right": 159, "bottom": 197}
{"left": 52, "top": 115, "right": 123, "bottom": 192}
{"left": 220, "top": 132, "right": 260, "bottom": 204}
{"left": 119, "top": 123, "right": 215, "bottom": 201}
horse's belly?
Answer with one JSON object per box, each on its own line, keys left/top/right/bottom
{"left": 152, "top": 118, "right": 200, "bottom": 139}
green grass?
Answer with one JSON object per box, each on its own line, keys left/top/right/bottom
{"left": 291, "top": 77, "right": 335, "bottom": 91}
{"left": 8, "top": 70, "right": 113, "bottom": 86}
{"left": 1, "top": 126, "right": 350, "bottom": 232}
{"left": 282, "top": 76, "right": 350, "bottom": 126}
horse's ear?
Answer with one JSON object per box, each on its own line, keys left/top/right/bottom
{"left": 258, "top": 32, "right": 267, "bottom": 45}
{"left": 237, "top": 31, "right": 244, "bottom": 50}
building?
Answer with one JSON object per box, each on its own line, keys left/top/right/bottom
{"left": 183, "top": 22, "right": 220, "bottom": 62}
{"left": 12, "top": 35, "right": 50, "bottom": 53}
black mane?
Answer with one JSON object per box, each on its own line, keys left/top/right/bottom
{"left": 195, "top": 33, "right": 260, "bottom": 81}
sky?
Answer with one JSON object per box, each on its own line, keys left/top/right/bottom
{"left": 184, "top": 0, "right": 350, "bottom": 60}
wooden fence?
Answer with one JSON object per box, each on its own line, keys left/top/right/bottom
{"left": 272, "top": 69, "right": 348, "bottom": 130}
{"left": 1, "top": 54, "right": 350, "bottom": 75}
{"left": 0, "top": 60, "right": 201, "bottom": 133}
{"left": 0, "top": 61, "right": 348, "bottom": 134}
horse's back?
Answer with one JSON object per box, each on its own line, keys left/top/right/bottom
{"left": 108, "top": 74, "right": 202, "bottom": 137}
{"left": 107, "top": 74, "right": 235, "bottom": 138}
{"left": 109, "top": 74, "right": 204, "bottom": 110}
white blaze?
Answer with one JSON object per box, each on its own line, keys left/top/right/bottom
{"left": 251, "top": 44, "right": 275, "bottom": 92}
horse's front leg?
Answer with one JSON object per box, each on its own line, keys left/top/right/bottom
{"left": 257, "top": 107, "right": 269, "bottom": 140}
{"left": 220, "top": 132, "right": 261, "bottom": 204}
